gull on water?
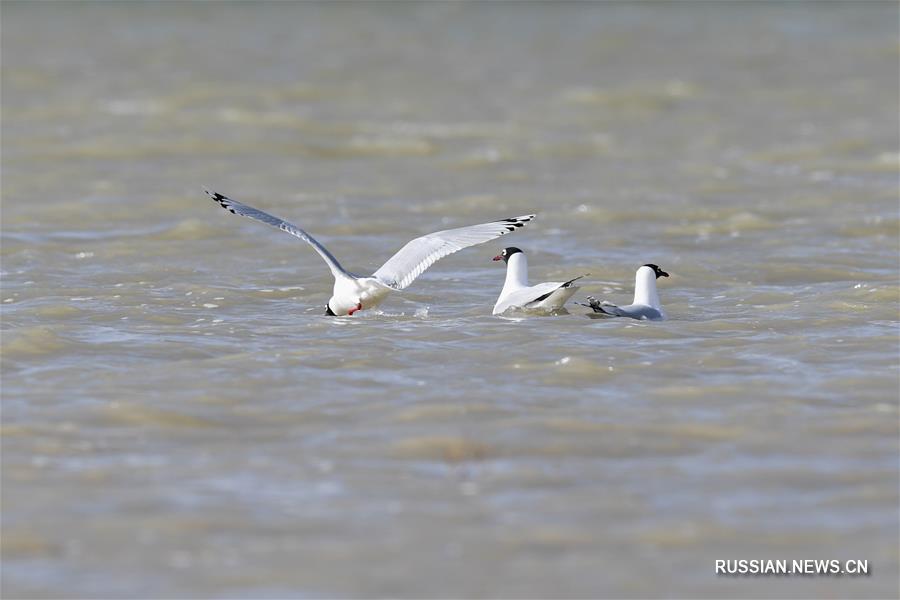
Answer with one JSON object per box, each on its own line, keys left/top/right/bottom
{"left": 204, "top": 189, "right": 534, "bottom": 316}
{"left": 580, "top": 264, "right": 669, "bottom": 320}
{"left": 492, "top": 247, "right": 586, "bottom": 315}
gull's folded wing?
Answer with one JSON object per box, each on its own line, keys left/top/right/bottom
{"left": 493, "top": 281, "right": 569, "bottom": 315}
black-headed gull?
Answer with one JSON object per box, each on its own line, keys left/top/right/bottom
{"left": 205, "top": 189, "right": 535, "bottom": 316}
{"left": 491, "top": 247, "right": 586, "bottom": 315}
{"left": 580, "top": 264, "right": 669, "bottom": 320}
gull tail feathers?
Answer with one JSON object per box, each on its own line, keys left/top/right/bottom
{"left": 578, "top": 295, "right": 619, "bottom": 316}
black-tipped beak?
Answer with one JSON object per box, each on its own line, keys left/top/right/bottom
{"left": 492, "top": 255, "right": 503, "bottom": 261}
{"left": 659, "top": 270, "right": 669, "bottom": 278}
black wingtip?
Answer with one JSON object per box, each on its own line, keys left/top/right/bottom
{"left": 563, "top": 273, "right": 590, "bottom": 287}
{"left": 500, "top": 214, "right": 535, "bottom": 233}
{"left": 204, "top": 188, "right": 234, "bottom": 212}
{"left": 501, "top": 214, "right": 536, "bottom": 224}
{"left": 204, "top": 187, "right": 226, "bottom": 201}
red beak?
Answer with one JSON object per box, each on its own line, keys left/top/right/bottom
{"left": 492, "top": 255, "right": 503, "bottom": 261}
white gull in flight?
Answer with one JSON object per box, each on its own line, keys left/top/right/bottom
{"left": 205, "top": 189, "right": 534, "bottom": 316}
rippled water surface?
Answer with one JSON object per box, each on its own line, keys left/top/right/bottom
{"left": 2, "top": 2, "right": 899, "bottom": 598}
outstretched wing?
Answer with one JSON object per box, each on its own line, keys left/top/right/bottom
{"left": 373, "top": 215, "right": 535, "bottom": 290}
{"left": 204, "top": 188, "right": 348, "bottom": 279}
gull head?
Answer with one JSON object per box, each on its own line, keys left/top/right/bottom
{"left": 642, "top": 264, "right": 669, "bottom": 278}
{"left": 493, "top": 247, "right": 523, "bottom": 263}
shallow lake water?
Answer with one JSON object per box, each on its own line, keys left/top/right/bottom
{"left": 2, "top": 2, "right": 898, "bottom": 598}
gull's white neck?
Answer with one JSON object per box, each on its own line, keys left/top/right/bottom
{"left": 633, "top": 266, "right": 661, "bottom": 308}
{"left": 502, "top": 253, "right": 529, "bottom": 292}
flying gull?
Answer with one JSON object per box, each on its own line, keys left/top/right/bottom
{"left": 205, "top": 189, "right": 534, "bottom": 316}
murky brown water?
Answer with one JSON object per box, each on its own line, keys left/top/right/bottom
{"left": 2, "top": 2, "right": 898, "bottom": 598}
